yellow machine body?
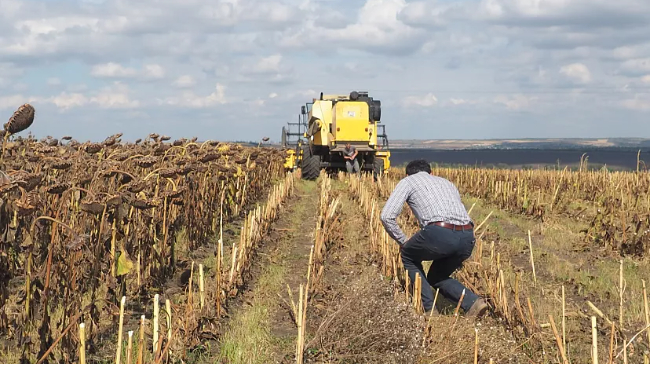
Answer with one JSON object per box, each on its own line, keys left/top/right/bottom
{"left": 377, "top": 150, "right": 391, "bottom": 170}
{"left": 332, "top": 101, "right": 378, "bottom": 146}
{"left": 296, "top": 91, "right": 390, "bottom": 180}
{"left": 283, "top": 149, "right": 296, "bottom": 170}
{"left": 283, "top": 140, "right": 304, "bottom": 172}
{"left": 308, "top": 96, "right": 381, "bottom": 152}
{"left": 308, "top": 100, "right": 333, "bottom": 147}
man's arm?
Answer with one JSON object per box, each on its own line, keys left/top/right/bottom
{"left": 380, "top": 179, "right": 411, "bottom": 246}
{"left": 351, "top": 149, "right": 358, "bottom": 159}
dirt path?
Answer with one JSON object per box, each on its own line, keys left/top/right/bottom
{"left": 302, "top": 180, "right": 425, "bottom": 363}
{"left": 214, "top": 179, "right": 319, "bottom": 363}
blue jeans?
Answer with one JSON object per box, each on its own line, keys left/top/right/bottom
{"left": 400, "top": 224, "right": 478, "bottom": 312}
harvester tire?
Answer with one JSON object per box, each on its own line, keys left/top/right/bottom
{"left": 301, "top": 146, "right": 320, "bottom": 180}
{"left": 372, "top": 158, "right": 384, "bottom": 180}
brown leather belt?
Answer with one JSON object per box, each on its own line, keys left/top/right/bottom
{"left": 427, "top": 221, "right": 474, "bottom": 231}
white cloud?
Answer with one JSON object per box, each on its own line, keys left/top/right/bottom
{"left": 49, "top": 92, "right": 88, "bottom": 110}
{"left": 279, "top": 0, "right": 426, "bottom": 55}
{"left": 172, "top": 75, "right": 196, "bottom": 88}
{"left": 0, "top": 94, "right": 31, "bottom": 110}
{"left": 476, "top": 0, "right": 650, "bottom": 28}
{"left": 143, "top": 64, "right": 165, "bottom": 79}
{"left": 621, "top": 94, "right": 650, "bottom": 111}
{"left": 252, "top": 54, "right": 283, "bottom": 74}
{"left": 16, "top": 17, "right": 99, "bottom": 36}
{"left": 251, "top": 98, "right": 265, "bottom": 107}
{"left": 238, "top": 54, "right": 294, "bottom": 84}
{"left": 449, "top": 98, "right": 472, "bottom": 106}
{"left": 560, "top": 63, "right": 592, "bottom": 83}
{"left": 642, "top": 75, "right": 650, "bottom": 84}
{"left": 91, "top": 93, "right": 139, "bottom": 109}
{"left": 620, "top": 58, "right": 650, "bottom": 76}
{"left": 612, "top": 46, "right": 643, "bottom": 60}
{"left": 0, "top": 0, "right": 22, "bottom": 19}
{"left": 89, "top": 83, "right": 139, "bottom": 109}
{"left": 402, "top": 93, "right": 438, "bottom": 107}
{"left": 398, "top": 1, "right": 449, "bottom": 29}
{"left": 239, "top": 2, "right": 296, "bottom": 26}
{"left": 493, "top": 94, "right": 537, "bottom": 110}
{"left": 91, "top": 62, "right": 137, "bottom": 78}
{"left": 91, "top": 62, "right": 165, "bottom": 80}
{"left": 164, "top": 83, "right": 228, "bottom": 108}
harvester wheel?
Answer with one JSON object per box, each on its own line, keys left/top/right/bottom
{"left": 372, "top": 158, "right": 384, "bottom": 180}
{"left": 301, "top": 146, "right": 320, "bottom": 180}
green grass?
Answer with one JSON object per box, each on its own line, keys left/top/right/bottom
{"left": 217, "top": 179, "right": 316, "bottom": 364}
{"left": 0, "top": 344, "right": 21, "bottom": 363}
{"left": 218, "top": 263, "right": 287, "bottom": 363}
{"left": 466, "top": 191, "right": 650, "bottom": 334}
{"left": 301, "top": 179, "right": 318, "bottom": 193}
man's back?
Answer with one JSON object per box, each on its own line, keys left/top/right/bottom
{"left": 404, "top": 172, "right": 471, "bottom": 226}
{"left": 381, "top": 171, "right": 471, "bottom": 244}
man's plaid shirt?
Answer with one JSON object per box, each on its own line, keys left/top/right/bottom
{"left": 380, "top": 171, "right": 472, "bottom": 245}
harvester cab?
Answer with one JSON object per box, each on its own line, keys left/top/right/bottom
{"left": 296, "top": 91, "right": 391, "bottom": 180}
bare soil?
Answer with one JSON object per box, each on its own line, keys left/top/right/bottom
{"left": 302, "top": 183, "right": 425, "bottom": 363}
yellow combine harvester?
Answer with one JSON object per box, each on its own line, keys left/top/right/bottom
{"left": 281, "top": 91, "right": 391, "bottom": 180}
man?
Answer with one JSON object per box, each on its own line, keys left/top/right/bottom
{"left": 380, "top": 159, "right": 488, "bottom": 317}
{"left": 342, "top": 142, "right": 360, "bottom": 174}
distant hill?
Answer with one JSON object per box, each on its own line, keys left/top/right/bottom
{"left": 388, "top": 138, "right": 650, "bottom": 150}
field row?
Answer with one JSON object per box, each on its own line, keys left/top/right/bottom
{"left": 0, "top": 135, "right": 289, "bottom": 362}
{"left": 384, "top": 165, "right": 650, "bottom": 256}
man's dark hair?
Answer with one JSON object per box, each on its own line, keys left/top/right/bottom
{"left": 405, "top": 159, "right": 431, "bottom": 176}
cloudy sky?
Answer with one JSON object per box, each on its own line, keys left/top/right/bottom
{"left": 1, "top": 0, "right": 649, "bottom": 142}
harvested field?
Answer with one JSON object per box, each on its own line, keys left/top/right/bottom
{"left": 1, "top": 115, "right": 649, "bottom": 363}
